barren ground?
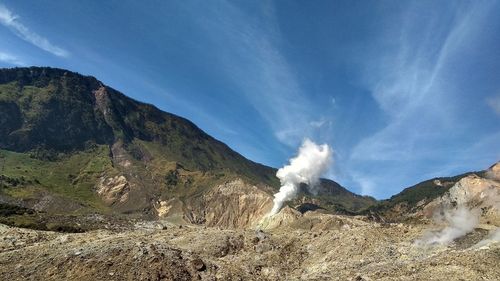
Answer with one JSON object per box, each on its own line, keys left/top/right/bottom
{"left": 1, "top": 212, "right": 499, "bottom": 281}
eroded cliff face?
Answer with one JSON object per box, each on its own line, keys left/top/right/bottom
{"left": 202, "top": 179, "right": 273, "bottom": 228}
{"left": 422, "top": 163, "right": 500, "bottom": 226}
{"left": 153, "top": 179, "right": 274, "bottom": 229}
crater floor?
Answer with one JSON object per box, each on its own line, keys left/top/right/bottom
{"left": 1, "top": 212, "right": 499, "bottom": 281}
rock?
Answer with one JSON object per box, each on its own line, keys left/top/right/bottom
{"left": 255, "top": 230, "right": 268, "bottom": 241}
{"left": 96, "top": 175, "right": 130, "bottom": 205}
{"left": 191, "top": 258, "right": 206, "bottom": 271}
{"left": 354, "top": 274, "right": 371, "bottom": 281}
{"left": 423, "top": 174, "right": 500, "bottom": 225}
{"left": 199, "top": 179, "right": 274, "bottom": 228}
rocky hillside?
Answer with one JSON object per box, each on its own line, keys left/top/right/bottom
{"left": 369, "top": 163, "right": 499, "bottom": 223}
{"left": 0, "top": 67, "right": 374, "bottom": 230}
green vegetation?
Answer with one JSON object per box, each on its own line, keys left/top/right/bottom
{"left": 0, "top": 67, "right": 278, "bottom": 187}
{"left": 0, "top": 203, "right": 34, "bottom": 216}
{"left": 0, "top": 146, "right": 113, "bottom": 213}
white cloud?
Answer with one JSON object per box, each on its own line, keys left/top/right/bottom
{"left": 344, "top": 2, "right": 497, "bottom": 197}
{"left": 0, "top": 51, "right": 24, "bottom": 65}
{"left": 191, "top": 2, "right": 328, "bottom": 148}
{"left": 0, "top": 4, "right": 69, "bottom": 57}
{"left": 350, "top": 3, "right": 492, "bottom": 163}
{"left": 487, "top": 95, "right": 500, "bottom": 116}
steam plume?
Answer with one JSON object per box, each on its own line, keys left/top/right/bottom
{"left": 416, "top": 188, "right": 499, "bottom": 245}
{"left": 473, "top": 228, "right": 500, "bottom": 248}
{"left": 269, "top": 139, "right": 332, "bottom": 216}
{"left": 416, "top": 205, "right": 480, "bottom": 245}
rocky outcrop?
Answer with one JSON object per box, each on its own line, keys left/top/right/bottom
{"left": 154, "top": 179, "right": 273, "bottom": 229}
{"left": 259, "top": 206, "right": 367, "bottom": 231}
{"left": 443, "top": 175, "right": 499, "bottom": 206}
{"left": 96, "top": 175, "right": 130, "bottom": 205}
{"left": 371, "top": 162, "right": 500, "bottom": 224}
{"left": 154, "top": 198, "right": 185, "bottom": 220}
{"left": 258, "top": 206, "right": 302, "bottom": 229}
{"left": 486, "top": 162, "right": 500, "bottom": 180}
{"left": 423, "top": 165, "right": 500, "bottom": 226}
{"left": 201, "top": 179, "right": 273, "bottom": 228}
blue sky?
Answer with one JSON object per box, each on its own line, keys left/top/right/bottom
{"left": 0, "top": 1, "right": 499, "bottom": 199}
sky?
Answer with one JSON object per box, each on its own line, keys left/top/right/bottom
{"left": 0, "top": 1, "right": 499, "bottom": 199}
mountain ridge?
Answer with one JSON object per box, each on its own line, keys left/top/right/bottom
{"left": 0, "top": 66, "right": 374, "bottom": 230}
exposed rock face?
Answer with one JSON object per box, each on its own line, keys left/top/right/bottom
{"left": 423, "top": 166, "right": 500, "bottom": 226}
{"left": 151, "top": 179, "right": 275, "bottom": 229}
{"left": 260, "top": 206, "right": 366, "bottom": 232}
{"left": 154, "top": 200, "right": 173, "bottom": 218}
{"left": 486, "top": 162, "right": 500, "bottom": 180}
{"left": 96, "top": 175, "right": 130, "bottom": 205}
{"left": 372, "top": 163, "right": 500, "bottom": 225}
{"left": 259, "top": 206, "right": 302, "bottom": 229}
{"left": 202, "top": 179, "right": 273, "bottom": 228}
{"left": 156, "top": 179, "right": 274, "bottom": 228}
{"left": 444, "top": 175, "right": 499, "bottom": 206}
{"left": 154, "top": 198, "right": 185, "bottom": 220}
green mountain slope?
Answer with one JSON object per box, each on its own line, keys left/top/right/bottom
{"left": 0, "top": 67, "right": 374, "bottom": 230}
{"left": 0, "top": 67, "right": 276, "bottom": 183}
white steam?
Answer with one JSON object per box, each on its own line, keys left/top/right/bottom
{"left": 473, "top": 228, "right": 500, "bottom": 248}
{"left": 416, "top": 205, "right": 480, "bottom": 245}
{"left": 416, "top": 186, "right": 499, "bottom": 246}
{"left": 269, "top": 139, "right": 332, "bottom": 216}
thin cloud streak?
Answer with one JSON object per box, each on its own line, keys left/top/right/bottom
{"left": 346, "top": 2, "right": 495, "bottom": 197}
{"left": 0, "top": 51, "right": 24, "bottom": 65}
{"left": 193, "top": 2, "right": 327, "bottom": 148}
{"left": 0, "top": 4, "right": 69, "bottom": 57}
{"left": 352, "top": 4, "right": 485, "bottom": 161}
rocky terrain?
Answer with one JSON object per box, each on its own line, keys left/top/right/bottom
{"left": 1, "top": 208, "right": 499, "bottom": 281}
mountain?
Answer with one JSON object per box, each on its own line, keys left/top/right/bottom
{"left": 0, "top": 67, "right": 373, "bottom": 230}
{"left": 366, "top": 164, "right": 498, "bottom": 222}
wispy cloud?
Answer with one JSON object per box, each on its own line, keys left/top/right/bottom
{"left": 0, "top": 51, "right": 24, "bottom": 65}
{"left": 346, "top": 2, "right": 496, "bottom": 197}
{"left": 0, "top": 4, "right": 68, "bottom": 57}
{"left": 487, "top": 95, "right": 500, "bottom": 116}
{"left": 191, "top": 2, "right": 328, "bottom": 148}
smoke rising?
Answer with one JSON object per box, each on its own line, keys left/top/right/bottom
{"left": 416, "top": 178, "right": 500, "bottom": 246}
{"left": 473, "top": 227, "right": 500, "bottom": 248}
{"left": 269, "top": 139, "right": 332, "bottom": 216}
{"left": 416, "top": 205, "right": 480, "bottom": 245}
